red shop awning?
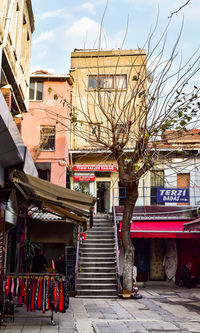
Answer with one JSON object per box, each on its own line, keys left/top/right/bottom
{"left": 119, "top": 221, "right": 200, "bottom": 239}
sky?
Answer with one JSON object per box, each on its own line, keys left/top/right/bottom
{"left": 30, "top": 0, "right": 200, "bottom": 74}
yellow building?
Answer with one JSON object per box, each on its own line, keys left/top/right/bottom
{"left": 70, "top": 49, "right": 146, "bottom": 213}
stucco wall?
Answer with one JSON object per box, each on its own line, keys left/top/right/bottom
{"left": 71, "top": 49, "right": 146, "bottom": 151}
{"left": 22, "top": 78, "right": 71, "bottom": 187}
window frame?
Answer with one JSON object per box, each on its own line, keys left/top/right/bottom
{"left": 150, "top": 170, "right": 164, "bottom": 205}
{"left": 88, "top": 74, "right": 127, "bottom": 90}
{"left": 29, "top": 81, "right": 44, "bottom": 101}
{"left": 40, "top": 126, "right": 56, "bottom": 152}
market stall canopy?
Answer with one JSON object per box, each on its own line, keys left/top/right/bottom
{"left": 119, "top": 221, "right": 200, "bottom": 239}
{"left": 10, "top": 169, "right": 95, "bottom": 230}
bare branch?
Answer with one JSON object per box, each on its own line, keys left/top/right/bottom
{"left": 168, "top": 0, "right": 191, "bottom": 18}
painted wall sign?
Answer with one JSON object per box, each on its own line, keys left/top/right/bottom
{"left": 157, "top": 188, "right": 189, "bottom": 203}
{"left": 74, "top": 176, "right": 95, "bottom": 182}
{"left": 74, "top": 165, "right": 117, "bottom": 172}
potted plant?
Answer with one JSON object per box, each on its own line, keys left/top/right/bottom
{"left": 23, "top": 237, "right": 40, "bottom": 272}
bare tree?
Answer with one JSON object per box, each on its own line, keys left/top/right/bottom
{"left": 44, "top": 20, "right": 200, "bottom": 291}
{"left": 168, "top": 0, "right": 191, "bottom": 18}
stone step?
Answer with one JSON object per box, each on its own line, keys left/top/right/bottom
{"left": 78, "top": 216, "right": 117, "bottom": 297}
{"left": 87, "top": 227, "right": 114, "bottom": 232}
{"left": 80, "top": 248, "right": 115, "bottom": 254}
{"left": 92, "top": 224, "right": 113, "bottom": 228}
{"left": 86, "top": 235, "right": 114, "bottom": 239}
{"left": 80, "top": 252, "right": 115, "bottom": 258}
{"left": 92, "top": 220, "right": 113, "bottom": 224}
{"left": 77, "top": 278, "right": 116, "bottom": 284}
{"left": 80, "top": 262, "right": 116, "bottom": 268}
{"left": 86, "top": 231, "right": 114, "bottom": 239}
{"left": 93, "top": 219, "right": 113, "bottom": 226}
{"left": 82, "top": 239, "right": 114, "bottom": 244}
{"left": 93, "top": 215, "right": 112, "bottom": 218}
{"left": 79, "top": 257, "right": 116, "bottom": 263}
{"left": 76, "top": 283, "right": 117, "bottom": 290}
{"left": 76, "top": 289, "right": 118, "bottom": 296}
{"left": 85, "top": 231, "right": 114, "bottom": 234}
{"left": 83, "top": 240, "right": 114, "bottom": 244}
{"left": 78, "top": 272, "right": 116, "bottom": 279}
{"left": 85, "top": 236, "right": 114, "bottom": 241}
{"left": 78, "top": 267, "right": 116, "bottom": 273}
{"left": 81, "top": 244, "right": 114, "bottom": 249}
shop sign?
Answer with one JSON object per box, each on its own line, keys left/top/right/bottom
{"left": 74, "top": 176, "right": 95, "bottom": 182}
{"left": 74, "top": 164, "right": 117, "bottom": 172}
{"left": 157, "top": 188, "right": 189, "bottom": 203}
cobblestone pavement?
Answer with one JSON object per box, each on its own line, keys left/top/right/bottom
{"left": 1, "top": 286, "right": 200, "bottom": 332}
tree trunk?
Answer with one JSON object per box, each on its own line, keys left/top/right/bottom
{"left": 121, "top": 181, "right": 138, "bottom": 291}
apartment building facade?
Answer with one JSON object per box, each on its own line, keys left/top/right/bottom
{"left": 70, "top": 49, "right": 146, "bottom": 213}
{"left": 0, "top": 0, "right": 36, "bottom": 187}
{"left": 22, "top": 70, "right": 73, "bottom": 187}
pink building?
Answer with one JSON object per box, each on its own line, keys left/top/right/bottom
{"left": 22, "top": 70, "right": 73, "bottom": 187}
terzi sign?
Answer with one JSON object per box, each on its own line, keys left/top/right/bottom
{"left": 157, "top": 188, "right": 189, "bottom": 203}
{"left": 74, "top": 176, "right": 95, "bottom": 182}
{"left": 74, "top": 165, "right": 117, "bottom": 172}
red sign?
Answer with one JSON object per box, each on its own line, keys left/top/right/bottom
{"left": 74, "top": 176, "right": 95, "bottom": 182}
{"left": 81, "top": 233, "right": 87, "bottom": 240}
{"left": 74, "top": 165, "right": 117, "bottom": 172}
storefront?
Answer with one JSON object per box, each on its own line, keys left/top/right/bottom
{"left": 26, "top": 208, "right": 76, "bottom": 277}
{"left": 73, "top": 163, "right": 118, "bottom": 213}
{"left": 116, "top": 206, "right": 200, "bottom": 284}
{"left": 6, "top": 169, "right": 95, "bottom": 273}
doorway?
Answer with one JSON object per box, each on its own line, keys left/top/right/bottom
{"left": 96, "top": 181, "right": 110, "bottom": 213}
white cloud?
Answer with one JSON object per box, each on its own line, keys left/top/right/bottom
{"left": 36, "top": 9, "right": 63, "bottom": 21}
{"left": 80, "top": 2, "right": 96, "bottom": 14}
{"left": 33, "top": 31, "right": 55, "bottom": 46}
{"left": 65, "top": 17, "right": 101, "bottom": 49}
{"left": 64, "top": 16, "right": 131, "bottom": 56}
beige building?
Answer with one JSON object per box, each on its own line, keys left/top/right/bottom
{"left": 0, "top": 0, "right": 34, "bottom": 114}
{"left": 70, "top": 49, "right": 146, "bottom": 213}
{"left": 0, "top": 0, "right": 36, "bottom": 189}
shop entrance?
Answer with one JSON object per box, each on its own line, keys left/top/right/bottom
{"left": 96, "top": 182, "right": 110, "bottom": 213}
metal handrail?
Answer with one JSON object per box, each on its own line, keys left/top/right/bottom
{"left": 113, "top": 206, "right": 121, "bottom": 295}
{"left": 74, "top": 225, "right": 81, "bottom": 293}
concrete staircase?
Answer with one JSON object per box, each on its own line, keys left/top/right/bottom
{"left": 76, "top": 215, "right": 118, "bottom": 298}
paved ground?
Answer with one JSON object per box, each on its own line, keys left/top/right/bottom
{"left": 1, "top": 286, "right": 200, "bottom": 332}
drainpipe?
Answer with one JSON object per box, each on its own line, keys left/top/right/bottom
{"left": 0, "top": 0, "right": 15, "bottom": 81}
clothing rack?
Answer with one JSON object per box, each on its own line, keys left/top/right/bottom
{"left": 2, "top": 273, "right": 68, "bottom": 326}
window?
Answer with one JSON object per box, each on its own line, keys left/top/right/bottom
{"left": 177, "top": 173, "right": 190, "bottom": 205}
{"left": 150, "top": 170, "right": 164, "bottom": 205}
{"left": 35, "top": 163, "right": 51, "bottom": 181}
{"left": 151, "top": 170, "right": 164, "bottom": 187}
{"left": 40, "top": 126, "right": 55, "bottom": 151}
{"left": 88, "top": 75, "right": 127, "bottom": 90}
{"left": 29, "top": 81, "right": 43, "bottom": 100}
